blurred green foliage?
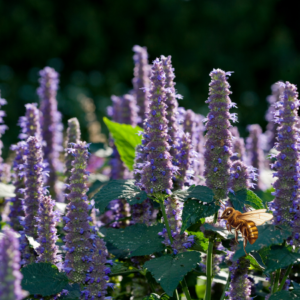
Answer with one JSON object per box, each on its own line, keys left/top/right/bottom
{"left": 0, "top": 0, "right": 299, "bottom": 157}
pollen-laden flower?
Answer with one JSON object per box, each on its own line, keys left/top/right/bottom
{"left": 37, "top": 66, "right": 63, "bottom": 201}
{"left": 226, "top": 250, "right": 252, "bottom": 300}
{"left": 21, "top": 136, "right": 45, "bottom": 265}
{"left": 63, "top": 142, "right": 112, "bottom": 297}
{"left": 246, "top": 124, "right": 265, "bottom": 190}
{"left": 132, "top": 45, "right": 150, "bottom": 127}
{"left": 265, "top": 83, "right": 284, "bottom": 151}
{"left": 183, "top": 110, "right": 205, "bottom": 183}
{"left": 0, "top": 96, "right": 8, "bottom": 177}
{"left": 36, "top": 195, "right": 61, "bottom": 266}
{"left": 230, "top": 160, "right": 257, "bottom": 192}
{"left": 65, "top": 117, "right": 81, "bottom": 189}
{"left": 0, "top": 228, "right": 28, "bottom": 300}
{"left": 204, "top": 69, "right": 237, "bottom": 200}
{"left": 158, "top": 197, "right": 194, "bottom": 254}
{"left": 8, "top": 142, "right": 27, "bottom": 232}
{"left": 140, "top": 58, "right": 174, "bottom": 195}
{"left": 18, "top": 103, "right": 42, "bottom": 141}
{"left": 230, "top": 126, "right": 246, "bottom": 162}
{"left": 269, "top": 82, "right": 300, "bottom": 246}
{"left": 161, "top": 55, "right": 180, "bottom": 158}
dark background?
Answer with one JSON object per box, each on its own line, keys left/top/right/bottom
{"left": 0, "top": 0, "right": 299, "bottom": 157}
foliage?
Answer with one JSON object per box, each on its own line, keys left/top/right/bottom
{"left": 21, "top": 263, "right": 69, "bottom": 297}
{"left": 144, "top": 252, "right": 201, "bottom": 296}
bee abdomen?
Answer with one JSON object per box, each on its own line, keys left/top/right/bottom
{"left": 246, "top": 221, "right": 258, "bottom": 244}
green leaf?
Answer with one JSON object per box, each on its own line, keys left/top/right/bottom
{"left": 246, "top": 254, "right": 265, "bottom": 271}
{"left": 110, "top": 261, "right": 130, "bottom": 274}
{"left": 59, "top": 283, "right": 81, "bottom": 300}
{"left": 255, "top": 187, "right": 275, "bottom": 207}
{"left": 229, "top": 189, "right": 264, "bottom": 212}
{"left": 202, "top": 223, "right": 234, "bottom": 240}
{"left": 102, "top": 223, "right": 165, "bottom": 256}
{"left": 173, "top": 185, "right": 214, "bottom": 203}
{"left": 249, "top": 252, "right": 266, "bottom": 270}
{"left": 263, "top": 245, "right": 300, "bottom": 273}
{"left": 188, "top": 231, "right": 209, "bottom": 252}
{"left": 103, "top": 117, "right": 143, "bottom": 170}
{"left": 94, "top": 179, "right": 148, "bottom": 213}
{"left": 269, "top": 290, "right": 300, "bottom": 300}
{"left": 144, "top": 252, "right": 201, "bottom": 296}
{"left": 0, "top": 183, "right": 15, "bottom": 198}
{"left": 232, "top": 225, "right": 292, "bottom": 261}
{"left": 21, "top": 263, "right": 69, "bottom": 297}
{"left": 181, "top": 200, "right": 218, "bottom": 233}
{"left": 143, "top": 293, "right": 170, "bottom": 300}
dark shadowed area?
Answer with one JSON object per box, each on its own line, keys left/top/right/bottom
{"left": 0, "top": 0, "right": 299, "bottom": 157}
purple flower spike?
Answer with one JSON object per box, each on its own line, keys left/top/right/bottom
{"left": 265, "top": 83, "right": 284, "bottom": 151}
{"left": 0, "top": 228, "right": 27, "bottom": 300}
{"left": 140, "top": 58, "right": 174, "bottom": 194}
{"left": 19, "top": 103, "right": 42, "bottom": 141}
{"left": 227, "top": 253, "right": 252, "bottom": 300}
{"left": 204, "top": 69, "right": 235, "bottom": 199}
{"left": 36, "top": 195, "right": 61, "bottom": 266}
{"left": 37, "top": 66, "right": 63, "bottom": 201}
{"left": 65, "top": 118, "right": 81, "bottom": 188}
{"left": 246, "top": 124, "right": 265, "bottom": 190}
{"left": 230, "top": 126, "right": 246, "bottom": 162}
{"left": 159, "top": 197, "right": 194, "bottom": 253}
{"left": 174, "top": 133, "right": 194, "bottom": 189}
{"left": 161, "top": 55, "right": 179, "bottom": 157}
{"left": 84, "top": 237, "right": 111, "bottom": 300}
{"left": 21, "top": 137, "right": 44, "bottom": 264}
{"left": 8, "top": 142, "right": 27, "bottom": 231}
{"left": 131, "top": 199, "right": 154, "bottom": 226}
{"left": 230, "top": 160, "right": 257, "bottom": 192}
{"left": 183, "top": 110, "right": 205, "bottom": 183}
{"left": 132, "top": 45, "right": 150, "bottom": 127}
{"left": 269, "top": 82, "right": 300, "bottom": 246}
{"left": 64, "top": 141, "right": 95, "bottom": 281}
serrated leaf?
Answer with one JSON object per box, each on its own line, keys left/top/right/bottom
{"left": 103, "top": 117, "right": 142, "bottom": 170}
{"left": 188, "top": 231, "right": 209, "bottom": 252}
{"left": 229, "top": 189, "right": 264, "bottom": 212}
{"left": 269, "top": 290, "right": 299, "bottom": 300}
{"left": 181, "top": 200, "right": 218, "bottom": 233}
{"left": 202, "top": 223, "right": 234, "bottom": 240}
{"left": 102, "top": 223, "right": 164, "bottom": 256}
{"left": 232, "top": 225, "right": 292, "bottom": 261}
{"left": 173, "top": 185, "right": 214, "bottom": 203}
{"left": 59, "top": 283, "right": 81, "bottom": 300}
{"left": 94, "top": 179, "right": 148, "bottom": 213}
{"left": 0, "top": 183, "right": 15, "bottom": 198}
{"left": 263, "top": 246, "right": 300, "bottom": 273}
{"left": 144, "top": 252, "right": 201, "bottom": 296}
{"left": 21, "top": 263, "right": 69, "bottom": 296}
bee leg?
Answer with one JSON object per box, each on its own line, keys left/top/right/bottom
{"left": 226, "top": 223, "right": 232, "bottom": 233}
{"left": 243, "top": 238, "right": 248, "bottom": 256}
{"left": 234, "top": 224, "right": 241, "bottom": 243}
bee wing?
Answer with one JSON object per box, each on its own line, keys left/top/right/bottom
{"left": 238, "top": 211, "right": 273, "bottom": 226}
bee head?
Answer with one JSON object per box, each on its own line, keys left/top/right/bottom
{"left": 220, "top": 208, "right": 234, "bottom": 220}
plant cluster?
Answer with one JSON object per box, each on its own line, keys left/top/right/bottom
{"left": 1, "top": 46, "right": 300, "bottom": 300}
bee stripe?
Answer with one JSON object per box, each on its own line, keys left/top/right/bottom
{"left": 246, "top": 221, "right": 258, "bottom": 244}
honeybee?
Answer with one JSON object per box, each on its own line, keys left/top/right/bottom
{"left": 220, "top": 208, "right": 273, "bottom": 255}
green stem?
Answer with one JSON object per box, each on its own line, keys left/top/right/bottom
{"left": 160, "top": 200, "right": 174, "bottom": 244}
{"left": 220, "top": 272, "right": 231, "bottom": 300}
{"left": 174, "top": 289, "right": 180, "bottom": 300}
{"left": 204, "top": 211, "right": 218, "bottom": 300}
{"left": 272, "top": 269, "right": 281, "bottom": 294}
{"left": 277, "top": 265, "right": 293, "bottom": 292}
{"left": 181, "top": 278, "right": 192, "bottom": 300}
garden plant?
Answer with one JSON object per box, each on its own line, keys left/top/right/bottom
{"left": 1, "top": 45, "right": 300, "bottom": 300}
